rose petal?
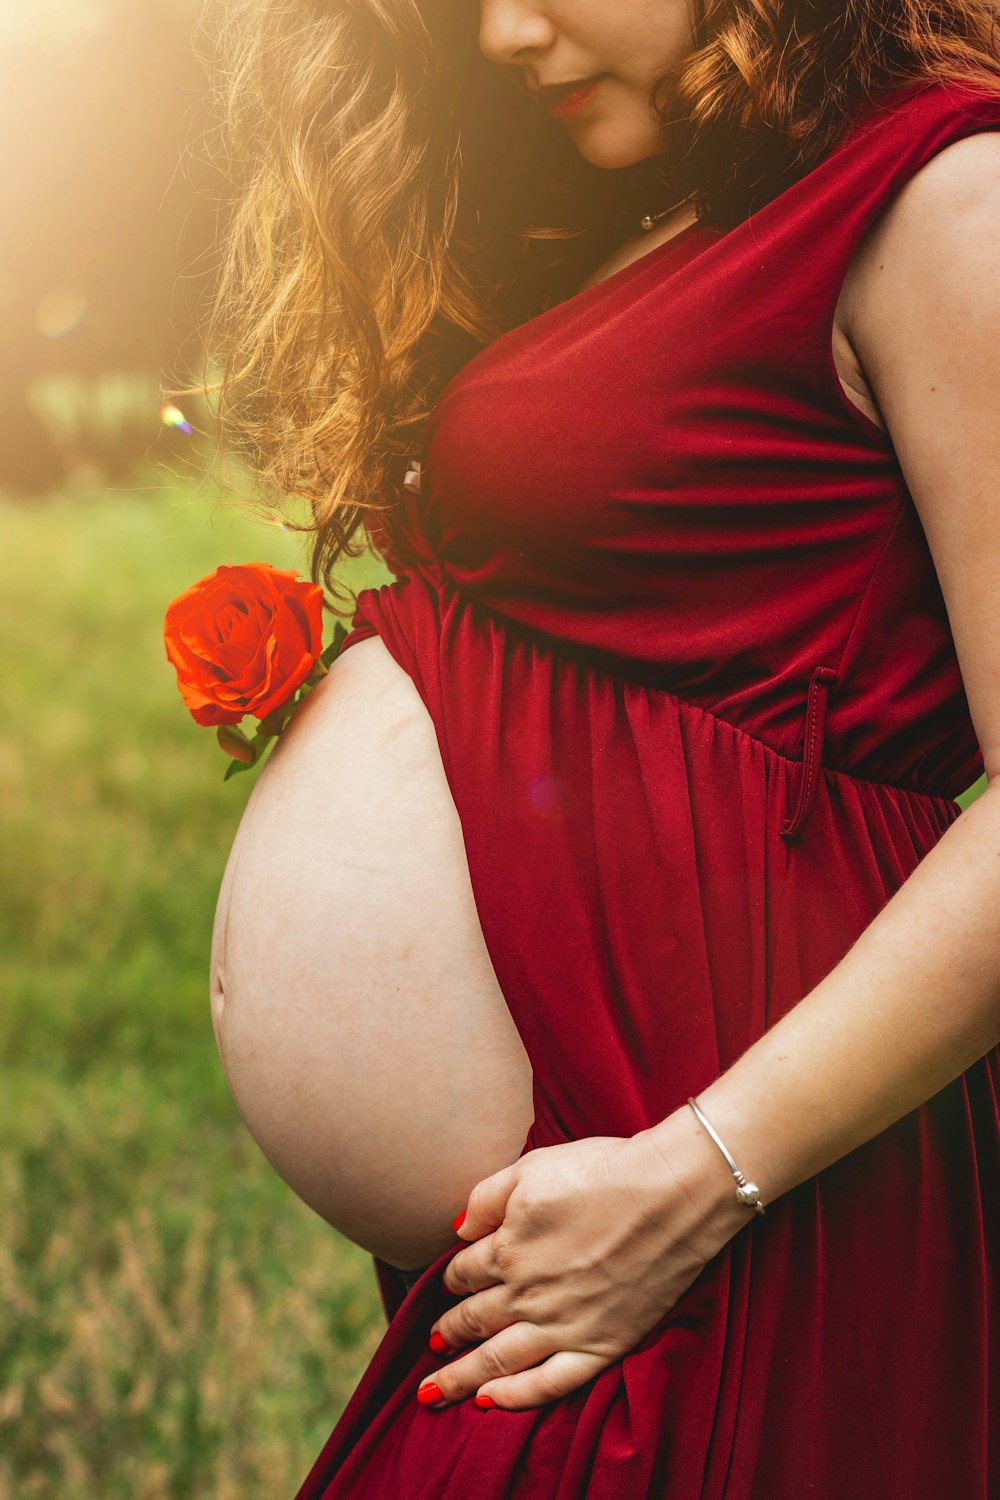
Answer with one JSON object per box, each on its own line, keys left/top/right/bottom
{"left": 164, "top": 562, "right": 326, "bottom": 727}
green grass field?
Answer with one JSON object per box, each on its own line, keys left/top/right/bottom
{"left": 0, "top": 466, "right": 394, "bottom": 1499}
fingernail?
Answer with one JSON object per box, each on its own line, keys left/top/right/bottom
{"left": 428, "top": 1331, "right": 450, "bottom": 1354}
{"left": 475, "top": 1394, "right": 496, "bottom": 1409}
{"left": 452, "top": 1210, "right": 466, "bottom": 1232}
{"left": 416, "top": 1381, "right": 443, "bottom": 1406}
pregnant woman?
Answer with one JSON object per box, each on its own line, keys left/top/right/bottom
{"left": 200, "top": 0, "right": 1000, "bottom": 1493}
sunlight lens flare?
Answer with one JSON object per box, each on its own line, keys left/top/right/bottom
{"left": 159, "top": 403, "right": 193, "bottom": 435}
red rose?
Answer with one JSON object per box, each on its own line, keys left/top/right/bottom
{"left": 164, "top": 562, "right": 325, "bottom": 727}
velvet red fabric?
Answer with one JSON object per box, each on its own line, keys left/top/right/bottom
{"left": 296, "top": 77, "right": 1000, "bottom": 1498}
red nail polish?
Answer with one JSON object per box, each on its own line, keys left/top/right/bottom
{"left": 417, "top": 1381, "right": 443, "bottom": 1406}
{"left": 452, "top": 1210, "right": 466, "bottom": 1232}
{"left": 475, "top": 1394, "right": 496, "bottom": 1409}
{"left": 428, "top": 1331, "right": 450, "bottom": 1354}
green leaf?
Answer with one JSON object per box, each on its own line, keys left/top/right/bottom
{"left": 258, "top": 700, "right": 296, "bottom": 739}
{"left": 221, "top": 733, "right": 280, "bottom": 782}
{"left": 320, "top": 621, "right": 349, "bottom": 668}
{"left": 223, "top": 756, "right": 256, "bottom": 782}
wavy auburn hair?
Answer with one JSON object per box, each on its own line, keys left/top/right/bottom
{"left": 174, "top": 0, "right": 1000, "bottom": 612}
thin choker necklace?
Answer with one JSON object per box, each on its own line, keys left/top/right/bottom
{"left": 638, "top": 196, "right": 693, "bottom": 234}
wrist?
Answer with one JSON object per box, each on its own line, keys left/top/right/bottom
{"left": 633, "top": 1104, "right": 760, "bottom": 1262}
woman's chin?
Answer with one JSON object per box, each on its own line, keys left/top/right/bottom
{"left": 572, "top": 130, "right": 669, "bottom": 172}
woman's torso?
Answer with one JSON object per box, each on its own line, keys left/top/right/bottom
{"left": 208, "top": 76, "right": 996, "bottom": 1274}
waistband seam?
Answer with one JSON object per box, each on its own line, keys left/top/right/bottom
{"left": 385, "top": 563, "right": 966, "bottom": 810}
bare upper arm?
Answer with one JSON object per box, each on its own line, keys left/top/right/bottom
{"left": 844, "top": 130, "right": 1000, "bottom": 785}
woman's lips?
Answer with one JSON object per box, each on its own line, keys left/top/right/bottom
{"left": 544, "top": 75, "right": 605, "bottom": 121}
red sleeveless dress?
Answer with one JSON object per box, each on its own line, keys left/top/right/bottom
{"left": 296, "top": 77, "right": 1000, "bottom": 1499}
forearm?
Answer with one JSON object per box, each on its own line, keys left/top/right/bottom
{"left": 644, "top": 779, "right": 1000, "bottom": 1239}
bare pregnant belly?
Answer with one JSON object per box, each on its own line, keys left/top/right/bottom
{"left": 209, "top": 633, "right": 535, "bottom": 1274}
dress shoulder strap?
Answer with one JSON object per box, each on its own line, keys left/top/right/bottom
{"left": 740, "top": 75, "right": 1000, "bottom": 430}
{"left": 808, "top": 75, "right": 1000, "bottom": 280}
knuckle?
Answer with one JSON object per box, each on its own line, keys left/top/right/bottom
{"left": 508, "top": 1285, "right": 541, "bottom": 1322}
{"left": 594, "top": 1335, "right": 627, "bottom": 1361}
{"left": 460, "top": 1304, "right": 486, "bottom": 1341}
{"left": 510, "top": 1274, "right": 543, "bottom": 1307}
{"left": 536, "top": 1364, "right": 570, "bottom": 1402}
{"left": 444, "top": 1260, "right": 469, "bottom": 1295}
{"left": 479, "top": 1339, "right": 510, "bottom": 1379}
{"left": 492, "top": 1233, "right": 518, "bottom": 1276}
{"left": 511, "top": 1181, "right": 545, "bottom": 1217}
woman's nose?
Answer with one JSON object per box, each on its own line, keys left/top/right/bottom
{"left": 477, "top": 0, "right": 556, "bottom": 72}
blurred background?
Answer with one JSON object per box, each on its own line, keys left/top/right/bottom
{"left": 0, "top": 2, "right": 394, "bottom": 1495}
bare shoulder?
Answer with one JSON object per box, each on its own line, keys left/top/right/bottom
{"left": 840, "top": 127, "right": 1000, "bottom": 369}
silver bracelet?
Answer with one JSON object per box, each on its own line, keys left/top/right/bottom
{"left": 686, "top": 1097, "right": 766, "bottom": 1215}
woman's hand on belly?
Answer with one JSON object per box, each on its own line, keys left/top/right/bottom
{"left": 417, "top": 1119, "right": 750, "bottom": 1412}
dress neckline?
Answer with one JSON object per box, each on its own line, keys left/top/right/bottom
{"left": 553, "top": 217, "right": 713, "bottom": 319}
{"left": 544, "top": 77, "right": 936, "bottom": 326}
{"left": 438, "top": 74, "right": 939, "bottom": 408}
{"left": 434, "top": 216, "right": 717, "bottom": 407}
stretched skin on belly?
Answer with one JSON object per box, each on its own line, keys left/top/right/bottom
{"left": 209, "top": 633, "right": 536, "bottom": 1273}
